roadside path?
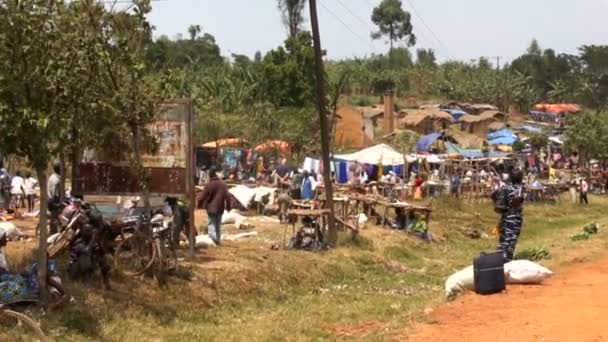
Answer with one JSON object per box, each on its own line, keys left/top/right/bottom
{"left": 409, "top": 257, "right": 608, "bottom": 342}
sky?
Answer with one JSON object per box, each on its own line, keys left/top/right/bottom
{"left": 145, "top": 0, "right": 608, "bottom": 63}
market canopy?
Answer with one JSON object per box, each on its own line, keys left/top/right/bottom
{"left": 534, "top": 103, "right": 581, "bottom": 114}
{"left": 201, "top": 138, "right": 248, "bottom": 149}
{"left": 334, "top": 144, "right": 405, "bottom": 165}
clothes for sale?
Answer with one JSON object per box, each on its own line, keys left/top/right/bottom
{"left": 223, "top": 149, "right": 242, "bottom": 169}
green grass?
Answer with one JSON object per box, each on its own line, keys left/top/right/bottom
{"left": 4, "top": 195, "right": 608, "bottom": 341}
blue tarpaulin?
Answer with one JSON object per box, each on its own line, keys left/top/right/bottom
{"left": 416, "top": 133, "right": 442, "bottom": 152}
{"left": 487, "top": 129, "right": 515, "bottom": 140}
{"left": 488, "top": 136, "right": 517, "bottom": 145}
{"left": 442, "top": 109, "right": 467, "bottom": 120}
{"left": 487, "top": 129, "right": 517, "bottom": 145}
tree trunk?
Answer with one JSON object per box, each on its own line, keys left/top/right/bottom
{"left": 70, "top": 124, "right": 81, "bottom": 194}
{"left": 132, "top": 125, "right": 151, "bottom": 212}
{"left": 59, "top": 151, "right": 66, "bottom": 202}
{"left": 309, "top": 0, "right": 337, "bottom": 245}
{"left": 36, "top": 167, "right": 49, "bottom": 304}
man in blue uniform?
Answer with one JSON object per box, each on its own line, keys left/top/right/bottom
{"left": 493, "top": 170, "right": 525, "bottom": 261}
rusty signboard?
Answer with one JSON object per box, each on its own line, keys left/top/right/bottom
{"left": 74, "top": 100, "right": 194, "bottom": 197}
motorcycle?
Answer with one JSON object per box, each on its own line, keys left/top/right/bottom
{"left": 46, "top": 199, "right": 118, "bottom": 289}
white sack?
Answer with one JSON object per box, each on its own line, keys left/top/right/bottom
{"left": 224, "top": 232, "right": 258, "bottom": 241}
{"left": 445, "top": 265, "right": 474, "bottom": 300}
{"left": 195, "top": 234, "right": 217, "bottom": 248}
{"left": 504, "top": 260, "right": 553, "bottom": 284}
{"left": 221, "top": 210, "right": 251, "bottom": 229}
{"left": 445, "top": 260, "right": 553, "bottom": 299}
{"left": 357, "top": 213, "right": 368, "bottom": 229}
{"left": 0, "top": 222, "right": 23, "bottom": 240}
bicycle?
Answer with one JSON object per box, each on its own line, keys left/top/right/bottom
{"left": 114, "top": 213, "right": 177, "bottom": 285}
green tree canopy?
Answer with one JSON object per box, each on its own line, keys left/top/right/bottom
{"left": 277, "top": 0, "right": 307, "bottom": 38}
{"left": 371, "top": 0, "right": 416, "bottom": 53}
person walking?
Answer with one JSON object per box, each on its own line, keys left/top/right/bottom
{"left": 23, "top": 172, "right": 38, "bottom": 213}
{"left": 199, "top": 168, "right": 231, "bottom": 245}
{"left": 579, "top": 177, "right": 589, "bottom": 205}
{"left": 9, "top": 171, "right": 25, "bottom": 209}
{"left": 0, "top": 168, "right": 11, "bottom": 212}
{"left": 47, "top": 163, "right": 62, "bottom": 234}
{"left": 493, "top": 170, "right": 525, "bottom": 261}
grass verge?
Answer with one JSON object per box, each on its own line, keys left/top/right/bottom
{"left": 2, "top": 195, "right": 608, "bottom": 341}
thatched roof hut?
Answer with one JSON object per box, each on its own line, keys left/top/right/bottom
{"left": 460, "top": 114, "right": 496, "bottom": 134}
{"left": 479, "top": 110, "right": 508, "bottom": 122}
{"left": 487, "top": 121, "right": 507, "bottom": 132}
{"left": 398, "top": 109, "right": 454, "bottom": 135}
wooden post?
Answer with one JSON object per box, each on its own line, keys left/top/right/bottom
{"left": 187, "top": 99, "right": 196, "bottom": 258}
{"left": 309, "top": 0, "right": 336, "bottom": 245}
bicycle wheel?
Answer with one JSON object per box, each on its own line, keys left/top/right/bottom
{"left": 0, "top": 309, "right": 46, "bottom": 340}
{"left": 114, "top": 232, "right": 157, "bottom": 277}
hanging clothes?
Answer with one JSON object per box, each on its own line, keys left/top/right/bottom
{"left": 337, "top": 162, "right": 348, "bottom": 184}
{"left": 301, "top": 177, "right": 314, "bottom": 200}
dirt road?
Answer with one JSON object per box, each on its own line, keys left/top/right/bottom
{"left": 409, "top": 258, "right": 608, "bottom": 342}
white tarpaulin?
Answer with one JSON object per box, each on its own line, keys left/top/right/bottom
{"left": 229, "top": 185, "right": 256, "bottom": 208}
{"left": 334, "top": 144, "right": 406, "bottom": 165}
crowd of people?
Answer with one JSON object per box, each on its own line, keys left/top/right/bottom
{"left": 0, "top": 168, "right": 39, "bottom": 214}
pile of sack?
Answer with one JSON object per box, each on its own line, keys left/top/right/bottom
{"left": 445, "top": 259, "right": 553, "bottom": 300}
{"left": 221, "top": 210, "right": 254, "bottom": 230}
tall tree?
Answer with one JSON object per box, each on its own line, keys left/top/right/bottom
{"left": 371, "top": 0, "right": 416, "bottom": 54}
{"left": 416, "top": 48, "right": 436, "bottom": 67}
{"left": 277, "top": 0, "right": 307, "bottom": 38}
{"left": 188, "top": 24, "right": 201, "bottom": 40}
{"left": 527, "top": 38, "right": 542, "bottom": 56}
{"left": 0, "top": 0, "right": 109, "bottom": 299}
{"left": 578, "top": 45, "right": 608, "bottom": 112}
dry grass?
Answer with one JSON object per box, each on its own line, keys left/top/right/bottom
{"left": 2, "top": 195, "right": 608, "bottom": 341}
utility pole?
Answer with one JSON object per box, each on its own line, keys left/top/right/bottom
{"left": 491, "top": 56, "right": 502, "bottom": 111}
{"left": 309, "top": 0, "right": 337, "bottom": 245}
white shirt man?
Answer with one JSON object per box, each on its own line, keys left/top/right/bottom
{"left": 479, "top": 169, "right": 488, "bottom": 181}
{"left": 47, "top": 171, "right": 61, "bottom": 199}
{"left": 23, "top": 176, "right": 37, "bottom": 196}
{"left": 10, "top": 174, "right": 24, "bottom": 196}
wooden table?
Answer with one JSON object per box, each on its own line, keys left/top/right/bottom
{"left": 284, "top": 209, "right": 331, "bottom": 246}
{"left": 377, "top": 200, "right": 432, "bottom": 228}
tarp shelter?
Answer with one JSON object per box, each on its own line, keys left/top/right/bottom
{"left": 487, "top": 128, "right": 517, "bottom": 146}
{"left": 254, "top": 140, "right": 290, "bottom": 154}
{"left": 334, "top": 144, "right": 405, "bottom": 165}
{"left": 442, "top": 109, "right": 467, "bottom": 121}
{"left": 487, "top": 129, "right": 515, "bottom": 141}
{"left": 416, "top": 133, "right": 442, "bottom": 153}
{"left": 201, "top": 138, "right": 248, "bottom": 149}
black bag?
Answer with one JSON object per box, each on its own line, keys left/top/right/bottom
{"left": 474, "top": 252, "right": 505, "bottom": 295}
